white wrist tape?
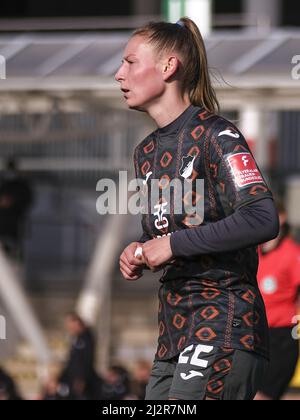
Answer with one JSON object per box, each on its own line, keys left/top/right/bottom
{"left": 134, "top": 247, "right": 143, "bottom": 258}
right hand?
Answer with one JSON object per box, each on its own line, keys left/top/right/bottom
{"left": 119, "top": 242, "right": 146, "bottom": 281}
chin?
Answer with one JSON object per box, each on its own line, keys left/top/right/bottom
{"left": 127, "top": 101, "right": 147, "bottom": 112}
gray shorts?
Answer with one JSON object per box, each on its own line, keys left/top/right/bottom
{"left": 145, "top": 345, "right": 268, "bottom": 400}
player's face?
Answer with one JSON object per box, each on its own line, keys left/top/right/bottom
{"left": 115, "top": 35, "right": 165, "bottom": 111}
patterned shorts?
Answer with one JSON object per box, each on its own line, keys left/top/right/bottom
{"left": 145, "top": 345, "right": 268, "bottom": 400}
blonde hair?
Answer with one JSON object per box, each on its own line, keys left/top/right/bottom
{"left": 133, "top": 17, "right": 220, "bottom": 114}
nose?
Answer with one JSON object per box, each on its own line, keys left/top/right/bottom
{"left": 115, "top": 64, "right": 125, "bottom": 83}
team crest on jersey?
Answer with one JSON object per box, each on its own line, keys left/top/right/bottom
{"left": 179, "top": 155, "right": 196, "bottom": 179}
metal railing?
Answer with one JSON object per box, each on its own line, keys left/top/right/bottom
{"left": 0, "top": 16, "right": 161, "bottom": 32}
{"left": 0, "top": 12, "right": 285, "bottom": 33}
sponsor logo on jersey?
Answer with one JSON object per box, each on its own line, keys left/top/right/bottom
{"left": 218, "top": 129, "right": 240, "bottom": 139}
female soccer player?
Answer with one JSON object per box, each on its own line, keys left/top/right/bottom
{"left": 116, "top": 17, "right": 279, "bottom": 400}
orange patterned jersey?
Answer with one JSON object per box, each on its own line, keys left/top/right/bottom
{"left": 133, "top": 105, "right": 274, "bottom": 361}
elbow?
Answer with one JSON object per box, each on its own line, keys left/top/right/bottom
{"left": 266, "top": 217, "right": 280, "bottom": 242}
{"left": 273, "top": 212, "right": 280, "bottom": 239}
{"left": 261, "top": 209, "right": 280, "bottom": 243}
{"left": 241, "top": 198, "right": 280, "bottom": 246}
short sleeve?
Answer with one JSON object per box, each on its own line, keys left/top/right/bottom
{"left": 209, "top": 124, "right": 273, "bottom": 210}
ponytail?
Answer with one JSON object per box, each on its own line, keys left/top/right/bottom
{"left": 179, "top": 17, "right": 219, "bottom": 114}
{"left": 133, "top": 17, "right": 220, "bottom": 114}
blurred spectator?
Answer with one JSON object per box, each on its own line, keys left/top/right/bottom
{"left": 40, "top": 375, "right": 72, "bottom": 401}
{"left": 101, "top": 365, "right": 131, "bottom": 400}
{"left": 256, "top": 199, "right": 300, "bottom": 400}
{"left": 40, "top": 376, "right": 60, "bottom": 401}
{"left": 0, "top": 367, "right": 22, "bottom": 400}
{"left": 131, "top": 360, "right": 151, "bottom": 400}
{"left": 0, "top": 157, "right": 33, "bottom": 257}
{"left": 59, "top": 312, "right": 103, "bottom": 400}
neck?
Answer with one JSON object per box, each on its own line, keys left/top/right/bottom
{"left": 146, "top": 90, "right": 191, "bottom": 128}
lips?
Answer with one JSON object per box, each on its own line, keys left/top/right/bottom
{"left": 121, "top": 88, "right": 130, "bottom": 99}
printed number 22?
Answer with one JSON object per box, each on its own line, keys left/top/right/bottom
{"left": 179, "top": 344, "right": 214, "bottom": 380}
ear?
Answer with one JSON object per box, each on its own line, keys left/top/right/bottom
{"left": 162, "top": 56, "right": 180, "bottom": 81}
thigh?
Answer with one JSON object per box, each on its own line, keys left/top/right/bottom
{"left": 145, "top": 359, "right": 177, "bottom": 401}
{"left": 259, "top": 329, "right": 299, "bottom": 400}
{"left": 169, "top": 344, "right": 225, "bottom": 400}
{"left": 168, "top": 344, "right": 268, "bottom": 400}
{"left": 222, "top": 350, "right": 269, "bottom": 401}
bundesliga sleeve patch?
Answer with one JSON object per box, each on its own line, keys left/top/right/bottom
{"left": 226, "top": 152, "right": 265, "bottom": 189}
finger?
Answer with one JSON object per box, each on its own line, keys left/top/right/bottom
{"left": 127, "top": 245, "right": 146, "bottom": 260}
{"left": 135, "top": 252, "right": 147, "bottom": 265}
{"left": 122, "top": 272, "right": 140, "bottom": 281}
{"left": 122, "top": 253, "right": 145, "bottom": 268}
{"left": 119, "top": 260, "right": 144, "bottom": 278}
{"left": 120, "top": 254, "right": 143, "bottom": 270}
{"left": 134, "top": 246, "right": 143, "bottom": 259}
{"left": 120, "top": 261, "right": 143, "bottom": 278}
{"left": 128, "top": 251, "right": 146, "bottom": 266}
{"left": 120, "top": 265, "right": 141, "bottom": 281}
{"left": 120, "top": 261, "right": 136, "bottom": 277}
{"left": 133, "top": 254, "right": 147, "bottom": 266}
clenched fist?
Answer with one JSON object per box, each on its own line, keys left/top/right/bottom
{"left": 119, "top": 242, "right": 147, "bottom": 281}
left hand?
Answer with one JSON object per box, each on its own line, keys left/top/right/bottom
{"left": 142, "top": 236, "right": 174, "bottom": 271}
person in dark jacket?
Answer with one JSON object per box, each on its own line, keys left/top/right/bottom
{"left": 59, "top": 312, "right": 103, "bottom": 400}
{"left": 0, "top": 157, "right": 33, "bottom": 256}
{"left": 101, "top": 366, "right": 131, "bottom": 400}
{"left": 0, "top": 367, "right": 22, "bottom": 400}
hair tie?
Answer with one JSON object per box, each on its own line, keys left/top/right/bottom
{"left": 176, "top": 20, "right": 185, "bottom": 28}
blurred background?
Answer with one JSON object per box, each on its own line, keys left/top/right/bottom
{"left": 0, "top": 0, "right": 300, "bottom": 400}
